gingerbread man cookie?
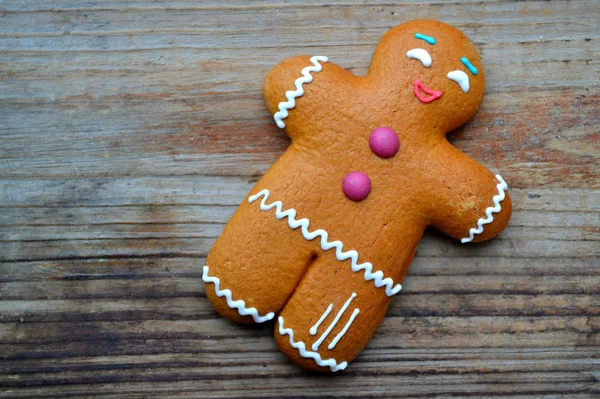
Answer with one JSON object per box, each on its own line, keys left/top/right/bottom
{"left": 203, "top": 19, "right": 512, "bottom": 372}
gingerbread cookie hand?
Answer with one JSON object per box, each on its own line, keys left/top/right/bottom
{"left": 426, "top": 141, "right": 513, "bottom": 243}
{"left": 203, "top": 19, "right": 512, "bottom": 372}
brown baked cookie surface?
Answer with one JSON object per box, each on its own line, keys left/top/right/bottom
{"left": 203, "top": 19, "right": 512, "bottom": 372}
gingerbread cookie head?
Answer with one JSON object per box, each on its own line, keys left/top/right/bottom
{"left": 369, "top": 19, "right": 485, "bottom": 133}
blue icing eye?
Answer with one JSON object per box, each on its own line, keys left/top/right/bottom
{"left": 414, "top": 33, "right": 436, "bottom": 45}
{"left": 461, "top": 57, "right": 478, "bottom": 75}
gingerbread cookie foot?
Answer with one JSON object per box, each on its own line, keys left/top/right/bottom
{"left": 277, "top": 316, "right": 348, "bottom": 372}
{"left": 202, "top": 266, "right": 275, "bottom": 323}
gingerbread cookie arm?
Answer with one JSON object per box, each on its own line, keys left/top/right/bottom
{"left": 263, "top": 55, "right": 359, "bottom": 141}
{"left": 426, "top": 141, "right": 512, "bottom": 243}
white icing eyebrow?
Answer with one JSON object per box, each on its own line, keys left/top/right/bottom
{"left": 447, "top": 70, "right": 470, "bottom": 93}
{"left": 406, "top": 48, "right": 432, "bottom": 67}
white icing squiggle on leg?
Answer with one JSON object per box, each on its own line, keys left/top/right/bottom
{"left": 248, "top": 189, "right": 402, "bottom": 296}
{"left": 461, "top": 175, "right": 509, "bottom": 244}
{"left": 273, "top": 56, "right": 328, "bottom": 129}
{"left": 202, "top": 266, "right": 275, "bottom": 323}
{"left": 278, "top": 316, "right": 347, "bottom": 372}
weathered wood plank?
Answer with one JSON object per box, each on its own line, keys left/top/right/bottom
{"left": 1, "top": 317, "right": 596, "bottom": 346}
{"left": 0, "top": 293, "right": 598, "bottom": 324}
{"left": 0, "top": 374, "right": 597, "bottom": 399}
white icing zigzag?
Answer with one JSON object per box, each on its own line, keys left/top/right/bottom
{"left": 248, "top": 189, "right": 402, "bottom": 297}
{"left": 278, "top": 316, "right": 347, "bottom": 372}
{"left": 461, "top": 175, "right": 509, "bottom": 244}
{"left": 273, "top": 56, "right": 328, "bottom": 129}
{"left": 202, "top": 266, "right": 275, "bottom": 323}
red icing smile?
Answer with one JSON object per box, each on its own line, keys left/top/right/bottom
{"left": 413, "top": 79, "right": 443, "bottom": 103}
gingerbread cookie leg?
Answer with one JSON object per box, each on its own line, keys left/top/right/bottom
{"left": 274, "top": 252, "right": 393, "bottom": 372}
{"left": 204, "top": 168, "right": 319, "bottom": 323}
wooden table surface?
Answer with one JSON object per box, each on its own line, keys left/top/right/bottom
{"left": 1, "top": 1, "right": 598, "bottom": 398}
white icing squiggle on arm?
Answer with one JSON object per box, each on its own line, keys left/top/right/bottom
{"left": 273, "top": 56, "right": 328, "bottom": 129}
{"left": 202, "top": 266, "right": 275, "bottom": 323}
{"left": 248, "top": 189, "right": 402, "bottom": 296}
{"left": 278, "top": 316, "right": 347, "bottom": 372}
{"left": 461, "top": 175, "right": 509, "bottom": 243}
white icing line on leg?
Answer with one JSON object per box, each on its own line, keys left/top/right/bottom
{"left": 248, "top": 189, "right": 402, "bottom": 296}
{"left": 278, "top": 316, "right": 348, "bottom": 372}
{"left": 461, "top": 175, "right": 509, "bottom": 244}
{"left": 202, "top": 266, "right": 275, "bottom": 323}
{"left": 310, "top": 303, "right": 333, "bottom": 336}
{"left": 312, "top": 293, "right": 357, "bottom": 351}
{"left": 273, "top": 56, "right": 328, "bottom": 129}
{"left": 328, "top": 308, "right": 360, "bottom": 350}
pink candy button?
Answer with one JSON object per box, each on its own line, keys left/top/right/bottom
{"left": 342, "top": 172, "right": 371, "bottom": 202}
{"left": 369, "top": 127, "right": 399, "bottom": 158}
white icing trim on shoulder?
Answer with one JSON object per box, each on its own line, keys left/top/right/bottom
{"left": 248, "top": 189, "right": 402, "bottom": 296}
{"left": 202, "top": 266, "right": 275, "bottom": 323}
{"left": 273, "top": 56, "right": 328, "bottom": 129}
{"left": 461, "top": 175, "right": 509, "bottom": 244}
{"left": 278, "top": 316, "right": 347, "bottom": 372}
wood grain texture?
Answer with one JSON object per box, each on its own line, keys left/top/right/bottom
{"left": 0, "top": 0, "right": 598, "bottom": 398}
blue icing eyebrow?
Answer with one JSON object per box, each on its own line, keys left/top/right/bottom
{"left": 461, "top": 57, "right": 478, "bottom": 75}
{"left": 414, "top": 33, "right": 436, "bottom": 45}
